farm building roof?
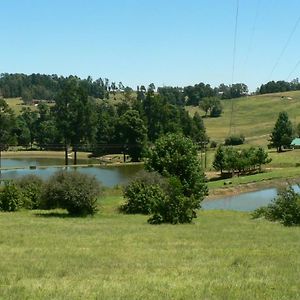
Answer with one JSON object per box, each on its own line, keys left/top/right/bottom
{"left": 291, "top": 138, "right": 300, "bottom": 146}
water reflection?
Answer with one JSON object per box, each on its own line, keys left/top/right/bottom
{"left": 202, "top": 185, "right": 300, "bottom": 212}
{"left": 1, "top": 158, "right": 143, "bottom": 187}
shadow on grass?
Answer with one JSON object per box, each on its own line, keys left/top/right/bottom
{"left": 34, "top": 212, "right": 72, "bottom": 218}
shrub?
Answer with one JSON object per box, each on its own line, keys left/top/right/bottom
{"left": 252, "top": 185, "right": 300, "bottom": 226}
{"left": 210, "top": 140, "right": 218, "bottom": 148}
{"left": 42, "top": 171, "right": 101, "bottom": 216}
{"left": 148, "top": 177, "right": 199, "bottom": 224}
{"left": 224, "top": 134, "right": 245, "bottom": 146}
{"left": 121, "top": 171, "right": 167, "bottom": 214}
{"left": 15, "top": 175, "right": 44, "bottom": 209}
{"left": 0, "top": 181, "right": 23, "bottom": 212}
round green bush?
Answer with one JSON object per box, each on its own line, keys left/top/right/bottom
{"left": 42, "top": 171, "right": 101, "bottom": 216}
{"left": 15, "top": 175, "right": 44, "bottom": 209}
{"left": 0, "top": 181, "right": 23, "bottom": 212}
{"left": 121, "top": 171, "right": 167, "bottom": 214}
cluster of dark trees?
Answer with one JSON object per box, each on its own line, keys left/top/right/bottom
{"left": 0, "top": 78, "right": 208, "bottom": 163}
{"left": 0, "top": 73, "right": 249, "bottom": 107}
{"left": 258, "top": 79, "right": 300, "bottom": 94}
{"left": 269, "top": 111, "right": 294, "bottom": 152}
{"left": 213, "top": 146, "right": 271, "bottom": 176}
{"left": 0, "top": 73, "right": 124, "bottom": 102}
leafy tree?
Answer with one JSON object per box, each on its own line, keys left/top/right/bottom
{"left": 116, "top": 110, "right": 147, "bottom": 161}
{"left": 54, "top": 78, "right": 97, "bottom": 164}
{"left": 296, "top": 123, "right": 300, "bottom": 137}
{"left": 255, "top": 147, "right": 272, "bottom": 172}
{"left": 14, "top": 117, "right": 31, "bottom": 148}
{"left": 146, "top": 134, "right": 208, "bottom": 201}
{"left": 0, "top": 99, "right": 16, "bottom": 151}
{"left": 269, "top": 111, "right": 293, "bottom": 152}
{"left": 191, "top": 112, "right": 208, "bottom": 145}
{"left": 213, "top": 146, "right": 226, "bottom": 175}
{"left": 252, "top": 185, "right": 300, "bottom": 226}
{"left": 19, "top": 107, "right": 38, "bottom": 148}
{"left": 199, "top": 97, "right": 223, "bottom": 117}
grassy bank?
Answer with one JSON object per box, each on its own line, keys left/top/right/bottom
{"left": 0, "top": 196, "right": 299, "bottom": 299}
{"left": 187, "top": 90, "right": 300, "bottom": 146}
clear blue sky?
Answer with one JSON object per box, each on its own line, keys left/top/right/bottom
{"left": 1, "top": 0, "right": 300, "bottom": 91}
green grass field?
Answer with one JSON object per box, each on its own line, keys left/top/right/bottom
{"left": 0, "top": 196, "right": 300, "bottom": 300}
{"left": 187, "top": 91, "right": 300, "bottom": 146}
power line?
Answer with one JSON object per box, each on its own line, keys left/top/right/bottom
{"left": 229, "top": 0, "right": 240, "bottom": 136}
{"left": 243, "top": 0, "right": 261, "bottom": 68}
{"left": 286, "top": 59, "right": 300, "bottom": 81}
{"left": 231, "top": 0, "right": 240, "bottom": 85}
{"left": 267, "top": 15, "right": 300, "bottom": 81}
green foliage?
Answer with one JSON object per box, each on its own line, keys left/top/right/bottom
{"left": 0, "top": 181, "right": 23, "bottom": 212}
{"left": 0, "top": 98, "right": 16, "bottom": 150}
{"left": 42, "top": 171, "right": 101, "bottom": 216}
{"left": 146, "top": 133, "right": 208, "bottom": 201}
{"left": 121, "top": 171, "right": 167, "bottom": 214}
{"left": 269, "top": 111, "right": 293, "bottom": 152}
{"left": 15, "top": 175, "right": 44, "bottom": 209}
{"left": 252, "top": 185, "right": 300, "bottom": 226}
{"left": 148, "top": 177, "right": 199, "bottom": 224}
{"left": 213, "top": 146, "right": 271, "bottom": 176}
{"left": 213, "top": 146, "right": 226, "bottom": 174}
{"left": 259, "top": 79, "right": 300, "bottom": 94}
{"left": 224, "top": 134, "right": 245, "bottom": 146}
{"left": 199, "top": 97, "right": 223, "bottom": 117}
{"left": 117, "top": 110, "right": 147, "bottom": 162}
{"left": 145, "top": 134, "right": 208, "bottom": 224}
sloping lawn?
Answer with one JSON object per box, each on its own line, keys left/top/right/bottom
{"left": 0, "top": 196, "right": 299, "bottom": 299}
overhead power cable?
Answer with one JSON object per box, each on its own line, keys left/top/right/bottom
{"left": 286, "top": 59, "right": 300, "bottom": 81}
{"left": 229, "top": 0, "right": 240, "bottom": 136}
{"left": 267, "top": 15, "right": 300, "bottom": 81}
{"left": 243, "top": 0, "right": 261, "bottom": 68}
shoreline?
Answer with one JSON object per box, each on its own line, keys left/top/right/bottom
{"left": 2, "top": 151, "right": 300, "bottom": 200}
{"left": 207, "top": 177, "right": 300, "bottom": 200}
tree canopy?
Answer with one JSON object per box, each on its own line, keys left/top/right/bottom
{"left": 269, "top": 111, "right": 293, "bottom": 152}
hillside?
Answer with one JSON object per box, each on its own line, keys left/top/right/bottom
{"left": 5, "top": 90, "right": 300, "bottom": 147}
{"left": 187, "top": 90, "right": 300, "bottom": 146}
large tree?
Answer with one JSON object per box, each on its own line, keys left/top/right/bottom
{"left": 116, "top": 110, "right": 147, "bottom": 162}
{"left": 269, "top": 111, "right": 293, "bottom": 152}
{"left": 54, "top": 78, "right": 97, "bottom": 164}
{"left": 145, "top": 133, "right": 208, "bottom": 201}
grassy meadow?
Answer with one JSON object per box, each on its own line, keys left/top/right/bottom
{"left": 0, "top": 196, "right": 300, "bottom": 300}
{"left": 187, "top": 90, "right": 300, "bottom": 146}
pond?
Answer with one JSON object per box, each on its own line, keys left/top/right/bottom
{"left": 202, "top": 185, "right": 300, "bottom": 212}
{"left": 1, "top": 158, "right": 299, "bottom": 211}
{"left": 0, "top": 158, "right": 143, "bottom": 187}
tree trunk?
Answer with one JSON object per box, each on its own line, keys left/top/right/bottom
{"left": 74, "top": 146, "right": 77, "bottom": 165}
{"left": 65, "top": 143, "right": 68, "bottom": 166}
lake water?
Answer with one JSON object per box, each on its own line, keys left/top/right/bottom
{"left": 0, "top": 158, "right": 143, "bottom": 187}
{"left": 202, "top": 185, "right": 300, "bottom": 212}
{"left": 1, "top": 158, "right": 299, "bottom": 211}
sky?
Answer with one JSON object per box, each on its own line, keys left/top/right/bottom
{"left": 1, "top": 0, "right": 300, "bottom": 91}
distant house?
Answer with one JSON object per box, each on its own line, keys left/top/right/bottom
{"left": 291, "top": 138, "right": 300, "bottom": 149}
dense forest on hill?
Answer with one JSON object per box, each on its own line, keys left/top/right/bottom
{"left": 258, "top": 79, "right": 300, "bottom": 94}
{"left": 0, "top": 73, "right": 249, "bottom": 106}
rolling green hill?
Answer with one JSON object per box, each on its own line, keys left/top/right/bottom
{"left": 187, "top": 90, "right": 300, "bottom": 146}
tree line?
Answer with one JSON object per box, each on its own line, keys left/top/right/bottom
{"left": 0, "top": 73, "right": 249, "bottom": 106}
{"left": 258, "top": 79, "right": 300, "bottom": 94}
{"left": 213, "top": 146, "right": 271, "bottom": 176}
{"left": 0, "top": 78, "right": 208, "bottom": 163}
